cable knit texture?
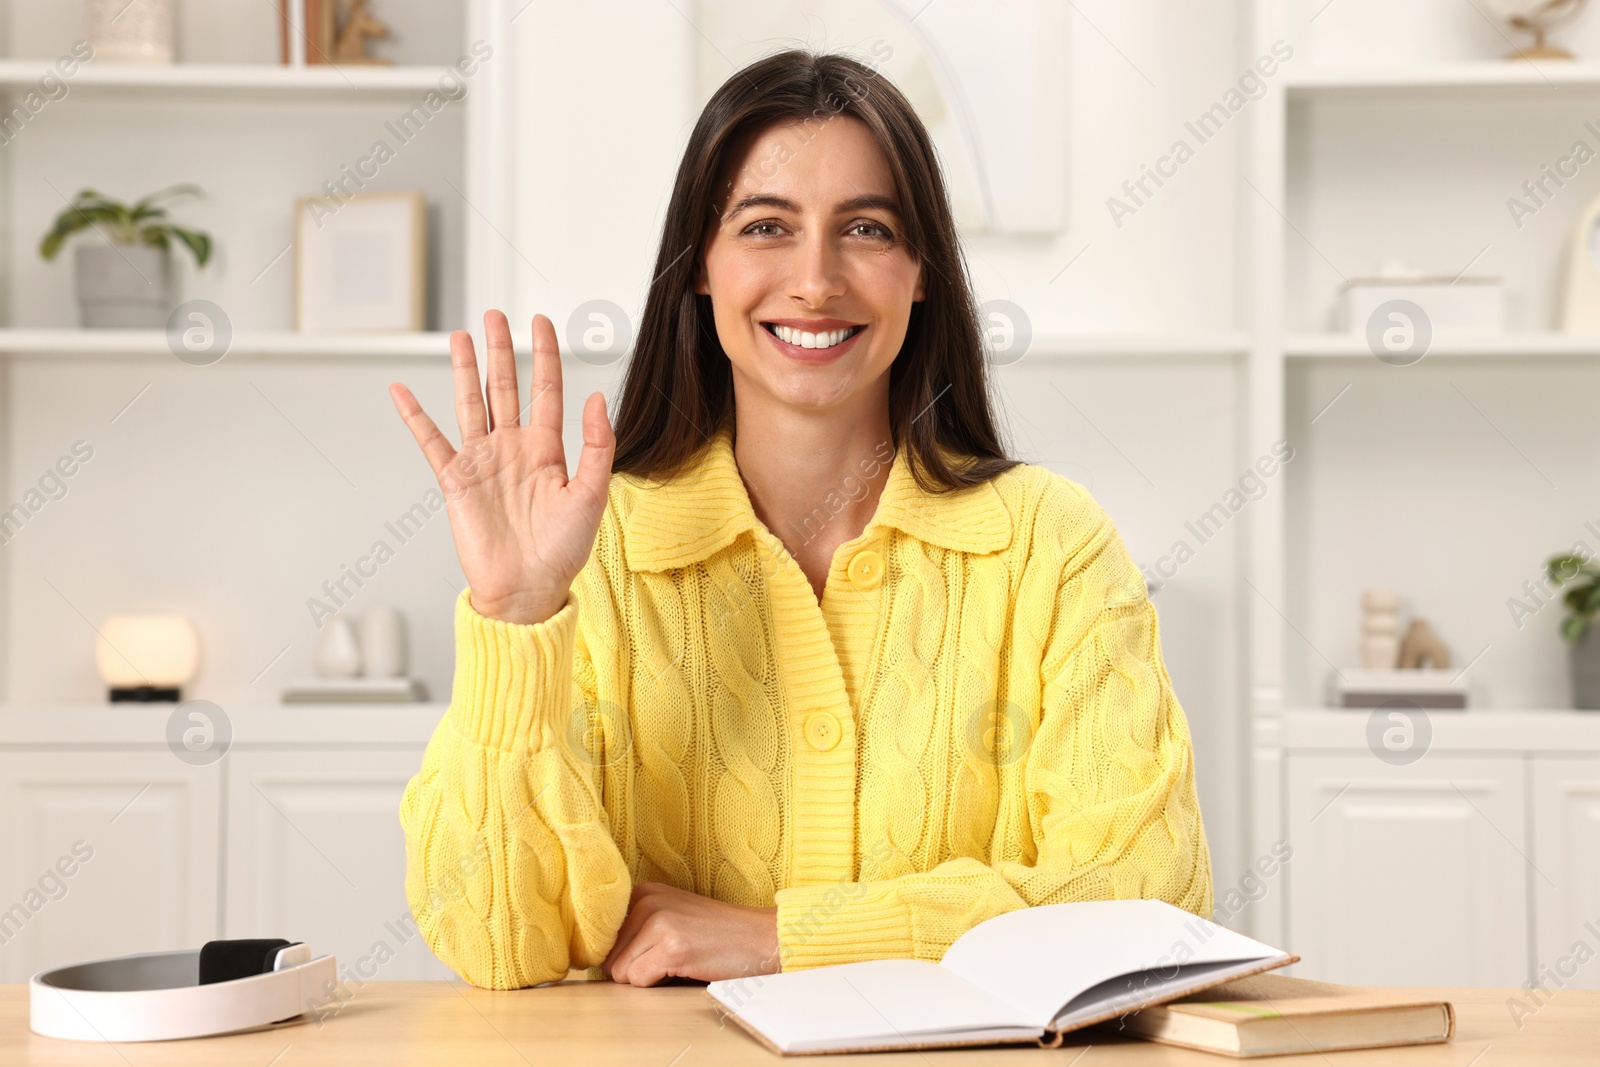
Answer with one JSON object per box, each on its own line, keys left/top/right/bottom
{"left": 399, "top": 424, "right": 1213, "bottom": 989}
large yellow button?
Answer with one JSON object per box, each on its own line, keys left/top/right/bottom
{"left": 803, "top": 711, "right": 842, "bottom": 752}
{"left": 846, "top": 549, "right": 884, "bottom": 590}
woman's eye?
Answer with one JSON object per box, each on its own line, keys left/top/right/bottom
{"left": 851, "top": 221, "right": 892, "bottom": 239}
{"left": 743, "top": 221, "right": 783, "bottom": 237}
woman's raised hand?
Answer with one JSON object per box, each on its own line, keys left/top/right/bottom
{"left": 389, "top": 310, "right": 615, "bottom": 626}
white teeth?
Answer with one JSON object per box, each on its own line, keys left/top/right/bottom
{"left": 773, "top": 325, "right": 857, "bottom": 348}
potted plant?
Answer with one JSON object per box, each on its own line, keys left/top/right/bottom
{"left": 39, "top": 184, "right": 213, "bottom": 328}
{"left": 1547, "top": 551, "right": 1600, "bottom": 709}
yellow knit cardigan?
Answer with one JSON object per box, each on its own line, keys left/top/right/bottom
{"left": 399, "top": 425, "right": 1212, "bottom": 989}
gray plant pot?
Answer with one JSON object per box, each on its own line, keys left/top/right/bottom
{"left": 1573, "top": 626, "right": 1600, "bottom": 710}
{"left": 73, "top": 244, "right": 171, "bottom": 328}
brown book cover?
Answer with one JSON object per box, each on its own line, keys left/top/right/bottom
{"left": 1102, "top": 973, "right": 1455, "bottom": 1058}
{"left": 277, "top": 1, "right": 335, "bottom": 65}
{"left": 305, "top": 0, "right": 335, "bottom": 65}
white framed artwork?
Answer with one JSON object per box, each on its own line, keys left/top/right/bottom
{"left": 293, "top": 190, "right": 425, "bottom": 331}
{"left": 693, "top": 0, "right": 1068, "bottom": 235}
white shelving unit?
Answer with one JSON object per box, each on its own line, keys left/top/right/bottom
{"left": 1244, "top": 0, "right": 1600, "bottom": 987}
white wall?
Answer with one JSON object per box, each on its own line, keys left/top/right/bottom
{"left": 2, "top": 0, "right": 1270, "bottom": 898}
{"left": 501, "top": 0, "right": 1255, "bottom": 886}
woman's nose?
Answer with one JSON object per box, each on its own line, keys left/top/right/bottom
{"left": 788, "top": 231, "right": 847, "bottom": 305}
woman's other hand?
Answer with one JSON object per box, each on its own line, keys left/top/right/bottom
{"left": 601, "top": 882, "right": 781, "bottom": 986}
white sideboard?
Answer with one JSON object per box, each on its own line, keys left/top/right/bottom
{"left": 1266, "top": 710, "right": 1600, "bottom": 990}
{"left": 0, "top": 703, "right": 453, "bottom": 985}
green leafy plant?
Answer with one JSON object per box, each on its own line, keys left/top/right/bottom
{"left": 38, "top": 184, "right": 212, "bottom": 267}
{"left": 1547, "top": 552, "right": 1600, "bottom": 643}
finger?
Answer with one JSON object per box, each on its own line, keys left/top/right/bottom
{"left": 571, "top": 392, "right": 616, "bottom": 503}
{"left": 617, "top": 943, "right": 673, "bottom": 987}
{"left": 602, "top": 887, "right": 661, "bottom": 980}
{"left": 450, "top": 329, "right": 489, "bottom": 441}
{"left": 528, "top": 314, "right": 563, "bottom": 434}
{"left": 608, "top": 915, "right": 667, "bottom": 987}
{"left": 388, "top": 382, "right": 455, "bottom": 478}
{"left": 483, "top": 309, "right": 520, "bottom": 431}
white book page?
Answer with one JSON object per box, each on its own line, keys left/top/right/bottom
{"left": 706, "top": 958, "right": 1038, "bottom": 1053}
{"left": 939, "top": 899, "right": 1287, "bottom": 1028}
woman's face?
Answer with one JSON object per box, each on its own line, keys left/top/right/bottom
{"left": 697, "top": 114, "right": 924, "bottom": 416}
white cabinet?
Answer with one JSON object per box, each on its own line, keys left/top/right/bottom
{"left": 0, "top": 751, "right": 219, "bottom": 982}
{"left": 225, "top": 749, "right": 452, "bottom": 980}
{"left": 1286, "top": 754, "right": 1529, "bottom": 987}
{"left": 1532, "top": 757, "right": 1600, "bottom": 991}
{"left": 0, "top": 704, "right": 451, "bottom": 984}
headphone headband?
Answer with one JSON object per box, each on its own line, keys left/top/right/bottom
{"left": 31, "top": 943, "right": 337, "bottom": 1042}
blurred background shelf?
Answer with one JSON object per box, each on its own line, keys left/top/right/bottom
{"left": 1285, "top": 332, "right": 1600, "bottom": 358}
{"left": 1286, "top": 61, "right": 1600, "bottom": 96}
{"left": 1280, "top": 707, "right": 1600, "bottom": 749}
{"left": 0, "top": 59, "right": 459, "bottom": 99}
{"left": 0, "top": 328, "right": 457, "bottom": 360}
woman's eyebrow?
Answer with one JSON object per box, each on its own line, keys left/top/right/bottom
{"left": 725, "top": 193, "right": 903, "bottom": 217}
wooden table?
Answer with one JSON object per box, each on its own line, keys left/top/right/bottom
{"left": 3, "top": 980, "right": 1596, "bottom": 1064}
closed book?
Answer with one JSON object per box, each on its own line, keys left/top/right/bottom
{"left": 1103, "top": 973, "right": 1454, "bottom": 1057}
{"left": 706, "top": 899, "right": 1295, "bottom": 1056}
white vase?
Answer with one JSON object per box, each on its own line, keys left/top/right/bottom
{"left": 88, "top": 0, "right": 175, "bottom": 64}
{"left": 358, "top": 608, "right": 407, "bottom": 678}
{"left": 313, "top": 616, "right": 363, "bottom": 678}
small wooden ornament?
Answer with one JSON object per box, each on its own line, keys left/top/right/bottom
{"left": 1360, "top": 587, "right": 1401, "bottom": 669}
{"left": 1396, "top": 617, "right": 1451, "bottom": 670}
{"left": 331, "top": 0, "right": 391, "bottom": 66}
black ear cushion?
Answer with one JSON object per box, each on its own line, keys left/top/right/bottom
{"left": 199, "top": 939, "right": 294, "bottom": 985}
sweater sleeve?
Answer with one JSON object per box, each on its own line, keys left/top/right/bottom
{"left": 773, "top": 501, "right": 1213, "bottom": 970}
{"left": 398, "top": 586, "right": 632, "bottom": 989}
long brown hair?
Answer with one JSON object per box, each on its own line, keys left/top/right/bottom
{"left": 610, "top": 48, "right": 1018, "bottom": 493}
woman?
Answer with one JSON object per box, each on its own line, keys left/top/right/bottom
{"left": 391, "top": 49, "right": 1211, "bottom": 991}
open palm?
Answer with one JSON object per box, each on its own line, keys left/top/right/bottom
{"left": 389, "top": 310, "right": 615, "bottom": 626}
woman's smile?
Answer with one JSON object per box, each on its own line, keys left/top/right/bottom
{"left": 759, "top": 318, "right": 868, "bottom": 364}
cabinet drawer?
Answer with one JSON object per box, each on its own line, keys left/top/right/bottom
{"left": 1286, "top": 754, "right": 1528, "bottom": 987}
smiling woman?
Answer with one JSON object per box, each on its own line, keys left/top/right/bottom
{"left": 389, "top": 49, "right": 1212, "bottom": 992}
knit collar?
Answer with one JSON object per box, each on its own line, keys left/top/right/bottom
{"left": 622, "top": 423, "right": 1013, "bottom": 572}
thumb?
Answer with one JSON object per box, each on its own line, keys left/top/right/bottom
{"left": 572, "top": 391, "right": 616, "bottom": 500}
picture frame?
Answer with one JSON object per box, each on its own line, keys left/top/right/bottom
{"left": 292, "top": 190, "right": 425, "bottom": 332}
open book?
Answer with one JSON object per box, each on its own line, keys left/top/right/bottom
{"left": 706, "top": 899, "right": 1296, "bottom": 1055}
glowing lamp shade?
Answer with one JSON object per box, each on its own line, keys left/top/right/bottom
{"left": 96, "top": 614, "right": 199, "bottom": 702}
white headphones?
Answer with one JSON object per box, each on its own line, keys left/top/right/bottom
{"left": 31, "top": 940, "right": 338, "bottom": 1042}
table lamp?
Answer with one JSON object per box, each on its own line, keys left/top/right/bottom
{"left": 95, "top": 614, "right": 199, "bottom": 702}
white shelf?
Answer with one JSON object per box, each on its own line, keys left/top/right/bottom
{"left": 1286, "top": 61, "right": 1600, "bottom": 97}
{"left": 1282, "top": 708, "right": 1600, "bottom": 751}
{"left": 0, "top": 328, "right": 456, "bottom": 360}
{"left": 0, "top": 60, "right": 459, "bottom": 100}
{"left": 1285, "top": 332, "right": 1600, "bottom": 359}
